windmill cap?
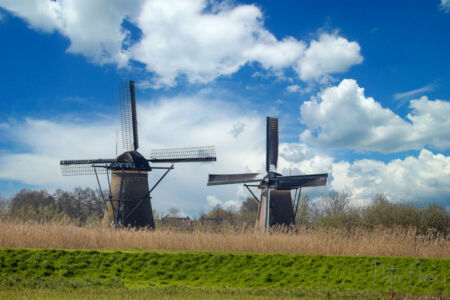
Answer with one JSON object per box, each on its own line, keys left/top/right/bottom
{"left": 114, "top": 150, "right": 151, "bottom": 171}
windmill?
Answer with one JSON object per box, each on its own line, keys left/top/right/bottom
{"left": 60, "top": 81, "right": 216, "bottom": 228}
{"left": 207, "top": 117, "right": 327, "bottom": 230}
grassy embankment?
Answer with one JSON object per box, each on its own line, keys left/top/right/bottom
{"left": 0, "top": 249, "right": 448, "bottom": 297}
{"left": 1, "top": 222, "right": 448, "bottom": 299}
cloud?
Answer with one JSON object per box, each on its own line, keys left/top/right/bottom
{"left": 278, "top": 143, "right": 333, "bottom": 175}
{"left": 300, "top": 79, "right": 450, "bottom": 152}
{"left": 1, "top": 96, "right": 449, "bottom": 214}
{"left": 0, "top": 0, "right": 362, "bottom": 86}
{"left": 277, "top": 143, "right": 450, "bottom": 206}
{"left": 0, "top": 94, "right": 267, "bottom": 216}
{"left": 206, "top": 195, "right": 240, "bottom": 210}
{"left": 229, "top": 122, "right": 245, "bottom": 138}
{"left": 206, "top": 195, "right": 221, "bottom": 207}
{"left": 0, "top": 0, "right": 134, "bottom": 66}
{"left": 132, "top": 0, "right": 309, "bottom": 86}
{"left": 330, "top": 149, "right": 450, "bottom": 206}
{"left": 295, "top": 33, "right": 363, "bottom": 81}
{"left": 286, "top": 85, "right": 300, "bottom": 93}
{"left": 0, "top": 0, "right": 61, "bottom": 32}
{"left": 393, "top": 83, "right": 435, "bottom": 101}
{"left": 441, "top": 0, "right": 450, "bottom": 13}
{"left": 129, "top": 2, "right": 360, "bottom": 86}
{"left": 0, "top": 118, "right": 118, "bottom": 188}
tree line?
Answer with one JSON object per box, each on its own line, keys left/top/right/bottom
{"left": 197, "top": 191, "right": 449, "bottom": 235}
{"left": 0, "top": 188, "right": 104, "bottom": 225}
{"left": 0, "top": 188, "right": 448, "bottom": 235}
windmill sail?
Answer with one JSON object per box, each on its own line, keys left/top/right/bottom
{"left": 274, "top": 173, "right": 328, "bottom": 190}
{"left": 60, "top": 159, "right": 115, "bottom": 176}
{"left": 149, "top": 146, "right": 216, "bottom": 163}
{"left": 130, "top": 81, "right": 139, "bottom": 151}
{"left": 266, "top": 117, "right": 278, "bottom": 172}
{"left": 207, "top": 173, "right": 262, "bottom": 185}
{"left": 120, "top": 81, "right": 139, "bottom": 151}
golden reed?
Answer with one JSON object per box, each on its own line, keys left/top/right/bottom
{"left": 0, "top": 220, "right": 448, "bottom": 258}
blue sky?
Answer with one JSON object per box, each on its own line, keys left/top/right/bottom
{"left": 0, "top": 0, "right": 449, "bottom": 215}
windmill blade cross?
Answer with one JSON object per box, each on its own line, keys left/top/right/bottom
{"left": 60, "top": 159, "right": 115, "bottom": 176}
{"left": 266, "top": 117, "right": 278, "bottom": 173}
{"left": 129, "top": 81, "right": 139, "bottom": 151}
{"left": 207, "top": 173, "right": 262, "bottom": 186}
{"left": 120, "top": 81, "right": 139, "bottom": 151}
{"left": 274, "top": 173, "right": 328, "bottom": 190}
{"left": 149, "top": 146, "right": 216, "bottom": 163}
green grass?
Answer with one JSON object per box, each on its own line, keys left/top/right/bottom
{"left": 0, "top": 286, "right": 394, "bottom": 300}
{"left": 0, "top": 249, "right": 448, "bottom": 297}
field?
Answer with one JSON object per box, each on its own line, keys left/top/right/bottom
{"left": 0, "top": 286, "right": 399, "bottom": 300}
{"left": 0, "top": 221, "right": 449, "bottom": 299}
{"left": 1, "top": 221, "right": 448, "bottom": 257}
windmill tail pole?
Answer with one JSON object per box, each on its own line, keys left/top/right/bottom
{"left": 265, "top": 187, "right": 270, "bottom": 230}
{"left": 140, "top": 164, "right": 175, "bottom": 202}
{"left": 294, "top": 188, "right": 302, "bottom": 219}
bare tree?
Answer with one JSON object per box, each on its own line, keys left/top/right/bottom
{"left": 320, "top": 190, "right": 350, "bottom": 218}
{"left": 295, "top": 193, "right": 318, "bottom": 226}
{"left": 167, "top": 207, "right": 181, "bottom": 218}
{"left": 239, "top": 197, "right": 258, "bottom": 224}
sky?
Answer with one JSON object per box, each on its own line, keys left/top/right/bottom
{"left": 0, "top": 0, "right": 449, "bottom": 216}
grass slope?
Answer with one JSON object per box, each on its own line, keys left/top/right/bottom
{"left": 0, "top": 249, "right": 448, "bottom": 296}
{"left": 0, "top": 286, "right": 394, "bottom": 300}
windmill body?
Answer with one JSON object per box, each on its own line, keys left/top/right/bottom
{"left": 60, "top": 81, "right": 216, "bottom": 228}
{"left": 208, "top": 117, "right": 328, "bottom": 231}
{"left": 105, "top": 151, "right": 153, "bottom": 228}
{"left": 257, "top": 190, "right": 295, "bottom": 229}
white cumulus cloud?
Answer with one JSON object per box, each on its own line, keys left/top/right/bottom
{"left": 295, "top": 33, "right": 363, "bottom": 81}
{"left": 278, "top": 143, "right": 333, "bottom": 176}
{"left": 276, "top": 143, "right": 450, "bottom": 206}
{"left": 300, "top": 79, "right": 450, "bottom": 152}
{"left": 0, "top": 0, "right": 134, "bottom": 66}
{"left": 330, "top": 149, "right": 450, "bottom": 205}
{"left": 0, "top": 0, "right": 362, "bottom": 86}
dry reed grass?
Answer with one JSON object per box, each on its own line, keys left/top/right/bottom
{"left": 0, "top": 220, "right": 448, "bottom": 258}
